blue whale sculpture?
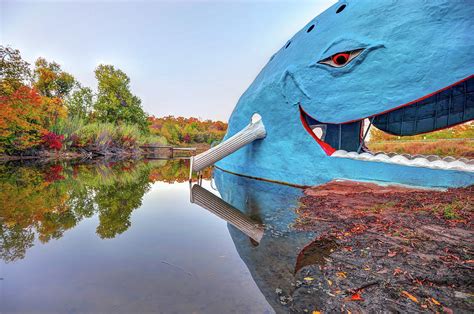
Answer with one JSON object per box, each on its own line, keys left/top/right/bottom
{"left": 216, "top": 0, "right": 474, "bottom": 188}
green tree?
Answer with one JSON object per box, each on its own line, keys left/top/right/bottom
{"left": 33, "top": 57, "right": 75, "bottom": 99}
{"left": 94, "top": 64, "right": 149, "bottom": 132}
{"left": 0, "top": 46, "right": 32, "bottom": 96}
{"left": 66, "top": 84, "right": 94, "bottom": 119}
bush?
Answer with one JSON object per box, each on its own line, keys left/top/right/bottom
{"left": 41, "top": 132, "right": 64, "bottom": 151}
{"left": 78, "top": 122, "right": 115, "bottom": 151}
{"left": 61, "top": 121, "right": 167, "bottom": 152}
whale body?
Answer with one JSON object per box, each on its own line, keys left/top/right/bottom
{"left": 216, "top": 0, "right": 474, "bottom": 188}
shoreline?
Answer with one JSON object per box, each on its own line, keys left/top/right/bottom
{"left": 0, "top": 144, "right": 206, "bottom": 163}
{"left": 0, "top": 150, "right": 142, "bottom": 163}
{"left": 287, "top": 180, "right": 473, "bottom": 313}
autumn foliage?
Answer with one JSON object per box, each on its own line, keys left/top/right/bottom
{"left": 41, "top": 132, "right": 64, "bottom": 151}
{"left": 0, "top": 47, "right": 164, "bottom": 155}
{"left": 0, "top": 86, "right": 46, "bottom": 152}
{"left": 148, "top": 115, "right": 227, "bottom": 145}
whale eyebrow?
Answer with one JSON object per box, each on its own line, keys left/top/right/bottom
{"left": 318, "top": 37, "right": 378, "bottom": 61}
{"left": 321, "top": 37, "right": 368, "bottom": 55}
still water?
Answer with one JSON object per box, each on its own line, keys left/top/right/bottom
{"left": 0, "top": 159, "right": 319, "bottom": 313}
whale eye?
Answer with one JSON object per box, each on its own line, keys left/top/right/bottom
{"left": 318, "top": 48, "right": 364, "bottom": 68}
{"left": 332, "top": 53, "right": 350, "bottom": 65}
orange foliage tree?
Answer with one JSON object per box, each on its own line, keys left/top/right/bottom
{"left": 0, "top": 86, "right": 46, "bottom": 152}
{"left": 0, "top": 47, "right": 71, "bottom": 153}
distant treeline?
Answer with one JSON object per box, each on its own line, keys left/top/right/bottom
{"left": 148, "top": 116, "right": 227, "bottom": 145}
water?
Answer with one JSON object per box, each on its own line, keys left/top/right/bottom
{"left": 0, "top": 159, "right": 321, "bottom": 313}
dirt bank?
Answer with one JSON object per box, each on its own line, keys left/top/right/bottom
{"left": 291, "top": 181, "right": 473, "bottom": 313}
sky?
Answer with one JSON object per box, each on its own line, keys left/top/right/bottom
{"left": 2, "top": 0, "right": 336, "bottom": 121}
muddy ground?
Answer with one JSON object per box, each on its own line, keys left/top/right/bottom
{"left": 290, "top": 181, "right": 473, "bottom": 313}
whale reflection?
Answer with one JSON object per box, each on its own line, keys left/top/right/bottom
{"left": 190, "top": 169, "right": 338, "bottom": 312}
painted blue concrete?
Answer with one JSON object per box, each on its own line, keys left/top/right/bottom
{"left": 217, "top": 0, "right": 474, "bottom": 188}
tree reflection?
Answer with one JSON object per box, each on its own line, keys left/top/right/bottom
{"left": 0, "top": 159, "right": 194, "bottom": 262}
{"left": 95, "top": 173, "right": 150, "bottom": 239}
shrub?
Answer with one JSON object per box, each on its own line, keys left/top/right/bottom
{"left": 41, "top": 132, "right": 64, "bottom": 151}
{"left": 78, "top": 122, "right": 115, "bottom": 151}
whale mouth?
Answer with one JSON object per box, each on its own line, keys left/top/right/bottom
{"left": 299, "top": 75, "right": 474, "bottom": 172}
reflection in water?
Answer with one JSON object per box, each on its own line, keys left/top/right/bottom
{"left": 2, "top": 158, "right": 336, "bottom": 313}
{"left": 190, "top": 184, "right": 264, "bottom": 243}
{"left": 1, "top": 161, "right": 148, "bottom": 262}
{"left": 0, "top": 159, "right": 211, "bottom": 263}
{"left": 2, "top": 160, "right": 275, "bottom": 313}
{"left": 190, "top": 169, "right": 338, "bottom": 312}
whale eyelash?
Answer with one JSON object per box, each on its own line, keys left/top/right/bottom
{"left": 318, "top": 48, "right": 364, "bottom": 68}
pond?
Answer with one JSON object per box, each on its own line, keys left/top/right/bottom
{"left": 0, "top": 159, "right": 323, "bottom": 313}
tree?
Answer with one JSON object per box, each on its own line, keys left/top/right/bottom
{"left": 66, "top": 84, "right": 94, "bottom": 120}
{"left": 94, "top": 64, "right": 149, "bottom": 132}
{"left": 0, "top": 46, "right": 32, "bottom": 96}
{"left": 0, "top": 86, "right": 46, "bottom": 152}
{"left": 31, "top": 58, "right": 72, "bottom": 127}
{"left": 33, "top": 57, "right": 75, "bottom": 99}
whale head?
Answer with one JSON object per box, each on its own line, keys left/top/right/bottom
{"left": 218, "top": 0, "right": 474, "bottom": 187}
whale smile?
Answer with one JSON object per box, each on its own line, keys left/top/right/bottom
{"left": 299, "top": 75, "right": 474, "bottom": 172}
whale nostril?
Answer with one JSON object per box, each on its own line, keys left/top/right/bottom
{"left": 307, "top": 24, "right": 315, "bottom": 33}
{"left": 285, "top": 41, "right": 291, "bottom": 49}
{"left": 336, "top": 4, "right": 346, "bottom": 14}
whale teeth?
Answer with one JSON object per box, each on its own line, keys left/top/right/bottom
{"left": 347, "top": 151, "right": 359, "bottom": 158}
{"left": 358, "top": 152, "right": 374, "bottom": 160}
{"left": 331, "top": 150, "right": 348, "bottom": 157}
{"left": 426, "top": 155, "right": 441, "bottom": 161}
{"left": 388, "top": 155, "right": 411, "bottom": 166}
{"left": 443, "top": 156, "right": 456, "bottom": 162}
{"left": 373, "top": 154, "right": 390, "bottom": 162}
{"left": 331, "top": 150, "right": 474, "bottom": 172}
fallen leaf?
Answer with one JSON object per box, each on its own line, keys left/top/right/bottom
{"left": 350, "top": 292, "right": 363, "bottom": 301}
{"left": 431, "top": 298, "right": 441, "bottom": 306}
{"left": 327, "top": 279, "right": 332, "bottom": 286}
{"left": 304, "top": 277, "right": 314, "bottom": 281}
{"left": 443, "top": 306, "right": 454, "bottom": 314}
{"left": 312, "top": 311, "right": 321, "bottom": 314}
{"left": 336, "top": 272, "right": 347, "bottom": 278}
{"left": 402, "top": 291, "right": 418, "bottom": 303}
{"left": 387, "top": 250, "right": 397, "bottom": 257}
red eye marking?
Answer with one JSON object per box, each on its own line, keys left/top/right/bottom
{"left": 332, "top": 53, "right": 350, "bottom": 66}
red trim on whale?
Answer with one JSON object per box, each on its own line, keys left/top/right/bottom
{"left": 299, "top": 74, "right": 473, "bottom": 156}
{"left": 299, "top": 105, "right": 336, "bottom": 156}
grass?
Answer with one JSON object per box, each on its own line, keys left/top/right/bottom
{"left": 368, "top": 139, "right": 474, "bottom": 158}
{"left": 369, "top": 122, "right": 473, "bottom": 142}
{"left": 367, "top": 122, "right": 473, "bottom": 158}
{"left": 51, "top": 118, "right": 167, "bottom": 152}
{"left": 431, "top": 201, "right": 464, "bottom": 220}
